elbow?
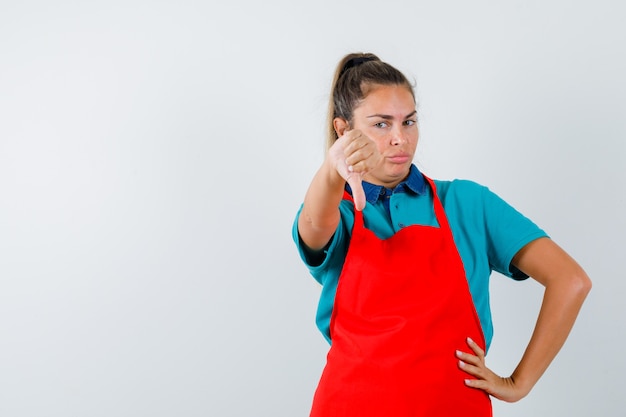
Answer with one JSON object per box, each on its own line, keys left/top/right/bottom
{"left": 571, "top": 269, "right": 592, "bottom": 301}
{"left": 581, "top": 273, "right": 592, "bottom": 296}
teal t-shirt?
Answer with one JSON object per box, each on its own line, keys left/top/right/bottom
{"left": 292, "top": 166, "right": 547, "bottom": 352}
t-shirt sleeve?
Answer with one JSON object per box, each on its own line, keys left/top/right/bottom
{"left": 291, "top": 203, "right": 352, "bottom": 285}
{"left": 480, "top": 185, "right": 549, "bottom": 280}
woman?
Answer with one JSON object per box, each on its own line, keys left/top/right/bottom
{"left": 292, "top": 52, "right": 591, "bottom": 416}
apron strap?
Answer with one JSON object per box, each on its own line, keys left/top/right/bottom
{"left": 424, "top": 176, "right": 451, "bottom": 232}
{"left": 343, "top": 190, "right": 364, "bottom": 229}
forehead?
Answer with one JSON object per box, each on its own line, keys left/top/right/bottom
{"left": 355, "top": 84, "right": 415, "bottom": 116}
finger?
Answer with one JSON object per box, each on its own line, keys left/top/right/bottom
{"left": 466, "top": 337, "right": 485, "bottom": 359}
{"left": 464, "top": 377, "right": 491, "bottom": 391}
{"left": 343, "top": 132, "right": 367, "bottom": 153}
{"left": 456, "top": 350, "right": 481, "bottom": 367}
{"left": 465, "top": 374, "right": 512, "bottom": 401}
{"left": 342, "top": 128, "right": 361, "bottom": 141}
{"left": 344, "top": 142, "right": 374, "bottom": 171}
{"left": 347, "top": 172, "right": 366, "bottom": 211}
{"left": 346, "top": 158, "right": 375, "bottom": 175}
{"left": 458, "top": 359, "right": 487, "bottom": 380}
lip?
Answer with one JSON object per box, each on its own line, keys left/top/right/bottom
{"left": 386, "top": 153, "right": 411, "bottom": 164}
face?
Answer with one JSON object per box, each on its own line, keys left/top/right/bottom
{"left": 346, "top": 84, "right": 418, "bottom": 188}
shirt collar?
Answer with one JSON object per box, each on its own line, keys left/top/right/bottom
{"left": 346, "top": 164, "right": 427, "bottom": 204}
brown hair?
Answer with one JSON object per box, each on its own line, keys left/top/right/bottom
{"left": 326, "top": 52, "right": 415, "bottom": 150}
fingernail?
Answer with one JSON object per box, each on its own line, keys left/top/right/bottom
{"left": 456, "top": 350, "right": 462, "bottom": 357}
{"left": 459, "top": 360, "right": 465, "bottom": 368}
{"left": 348, "top": 165, "right": 354, "bottom": 172}
{"left": 467, "top": 337, "right": 474, "bottom": 344}
{"left": 464, "top": 379, "right": 471, "bottom": 385}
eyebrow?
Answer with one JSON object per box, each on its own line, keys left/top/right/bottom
{"left": 366, "top": 110, "right": 417, "bottom": 120}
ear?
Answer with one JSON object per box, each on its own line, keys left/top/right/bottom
{"left": 333, "top": 117, "right": 350, "bottom": 137}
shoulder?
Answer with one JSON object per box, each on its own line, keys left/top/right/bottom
{"left": 431, "top": 176, "right": 545, "bottom": 240}
{"left": 432, "top": 177, "right": 538, "bottom": 225}
{"left": 432, "top": 178, "right": 491, "bottom": 213}
{"left": 433, "top": 178, "right": 487, "bottom": 197}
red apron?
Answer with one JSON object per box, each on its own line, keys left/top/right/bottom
{"left": 310, "top": 177, "right": 492, "bottom": 417}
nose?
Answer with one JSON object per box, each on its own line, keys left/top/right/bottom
{"left": 390, "top": 126, "right": 406, "bottom": 146}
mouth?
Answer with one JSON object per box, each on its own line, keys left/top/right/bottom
{"left": 386, "top": 153, "right": 411, "bottom": 164}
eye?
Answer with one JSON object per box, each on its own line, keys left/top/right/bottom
{"left": 374, "top": 121, "right": 389, "bottom": 128}
{"left": 404, "top": 119, "right": 417, "bottom": 126}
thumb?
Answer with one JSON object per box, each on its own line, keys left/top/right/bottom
{"left": 347, "top": 172, "right": 366, "bottom": 211}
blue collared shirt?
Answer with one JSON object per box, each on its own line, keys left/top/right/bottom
{"left": 351, "top": 165, "right": 427, "bottom": 214}
{"left": 293, "top": 164, "right": 548, "bottom": 350}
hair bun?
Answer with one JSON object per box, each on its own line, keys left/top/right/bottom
{"left": 344, "top": 56, "right": 376, "bottom": 71}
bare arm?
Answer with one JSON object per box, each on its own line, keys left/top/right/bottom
{"left": 297, "top": 157, "right": 346, "bottom": 251}
{"left": 298, "top": 130, "right": 381, "bottom": 251}
{"left": 458, "top": 237, "right": 592, "bottom": 402}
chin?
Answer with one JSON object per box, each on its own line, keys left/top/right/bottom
{"left": 387, "top": 166, "right": 411, "bottom": 180}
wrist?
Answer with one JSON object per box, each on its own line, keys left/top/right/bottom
{"left": 509, "top": 371, "right": 535, "bottom": 399}
{"left": 323, "top": 156, "right": 347, "bottom": 190}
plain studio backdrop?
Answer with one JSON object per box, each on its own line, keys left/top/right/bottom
{"left": 0, "top": 1, "right": 624, "bottom": 416}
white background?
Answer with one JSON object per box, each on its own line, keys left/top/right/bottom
{"left": 1, "top": 1, "right": 624, "bottom": 416}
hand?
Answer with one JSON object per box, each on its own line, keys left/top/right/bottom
{"left": 456, "top": 337, "right": 529, "bottom": 403}
{"left": 328, "top": 130, "right": 381, "bottom": 211}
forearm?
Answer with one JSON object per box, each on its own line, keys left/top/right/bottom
{"left": 298, "top": 158, "right": 347, "bottom": 250}
{"left": 460, "top": 238, "right": 591, "bottom": 402}
{"left": 510, "top": 271, "right": 591, "bottom": 397}
{"left": 510, "top": 238, "right": 592, "bottom": 398}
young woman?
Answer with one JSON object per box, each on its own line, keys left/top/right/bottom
{"left": 292, "top": 52, "right": 591, "bottom": 416}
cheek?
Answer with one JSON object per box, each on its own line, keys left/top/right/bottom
{"left": 410, "top": 128, "right": 419, "bottom": 146}
{"left": 372, "top": 136, "right": 389, "bottom": 153}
